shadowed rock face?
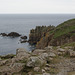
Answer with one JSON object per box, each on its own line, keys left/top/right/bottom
{"left": 29, "top": 26, "right": 55, "bottom": 45}
{"left": 21, "top": 36, "right": 27, "bottom": 39}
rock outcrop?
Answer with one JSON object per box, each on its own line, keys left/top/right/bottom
{"left": 0, "top": 32, "right": 21, "bottom": 37}
{"left": 29, "top": 25, "right": 55, "bottom": 45}
{"left": 35, "top": 19, "right": 75, "bottom": 48}
{"left": 0, "top": 46, "right": 75, "bottom": 75}
{"left": 8, "top": 32, "right": 21, "bottom": 37}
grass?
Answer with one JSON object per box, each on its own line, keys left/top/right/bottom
{"left": 0, "top": 54, "right": 15, "bottom": 60}
{"left": 61, "top": 42, "right": 75, "bottom": 48}
{"left": 49, "top": 19, "right": 75, "bottom": 38}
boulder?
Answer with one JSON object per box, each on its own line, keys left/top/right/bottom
{"left": 0, "top": 33, "right": 7, "bottom": 36}
{"left": 21, "top": 36, "right": 27, "bottom": 39}
{"left": 10, "top": 63, "right": 24, "bottom": 73}
{"left": 8, "top": 32, "right": 21, "bottom": 37}
{"left": 0, "top": 59, "right": 12, "bottom": 66}
{"left": 0, "top": 60, "right": 8, "bottom": 66}
{"left": 48, "top": 52, "right": 56, "bottom": 57}
{"left": 32, "top": 49, "right": 46, "bottom": 55}
{"left": 69, "top": 51, "right": 75, "bottom": 57}
{"left": 16, "top": 48, "right": 30, "bottom": 60}
{"left": 58, "top": 48, "right": 65, "bottom": 52}
{"left": 39, "top": 53, "right": 49, "bottom": 60}
{"left": 34, "top": 67, "right": 40, "bottom": 72}
{"left": 26, "top": 56, "right": 44, "bottom": 67}
{"left": 43, "top": 73, "right": 50, "bottom": 75}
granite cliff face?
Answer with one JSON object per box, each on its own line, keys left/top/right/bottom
{"left": 29, "top": 19, "right": 75, "bottom": 49}
{"left": 29, "top": 25, "right": 55, "bottom": 45}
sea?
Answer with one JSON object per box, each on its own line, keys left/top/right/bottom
{"left": 0, "top": 14, "right": 75, "bottom": 55}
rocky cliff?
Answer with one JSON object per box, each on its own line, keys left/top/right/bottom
{"left": 29, "top": 19, "right": 75, "bottom": 49}
{"left": 29, "top": 25, "right": 55, "bottom": 45}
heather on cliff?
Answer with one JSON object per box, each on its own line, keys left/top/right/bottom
{"left": 29, "top": 19, "right": 75, "bottom": 49}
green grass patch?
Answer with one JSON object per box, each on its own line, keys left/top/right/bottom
{"left": 49, "top": 19, "right": 75, "bottom": 38}
{"left": 61, "top": 42, "right": 75, "bottom": 48}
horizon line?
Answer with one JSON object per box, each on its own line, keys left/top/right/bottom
{"left": 0, "top": 13, "right": 75, "bottom": 15}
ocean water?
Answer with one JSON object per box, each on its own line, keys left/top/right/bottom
{"left": 0, "top": 14, "right": 75, "bottom": 55}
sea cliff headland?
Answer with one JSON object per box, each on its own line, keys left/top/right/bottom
{"left": 0, "top": 19, "right": 75, "bottom": 75}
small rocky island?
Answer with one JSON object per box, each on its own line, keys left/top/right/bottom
{"left": 0, "top": 19, "right": 75, "bottom": 75}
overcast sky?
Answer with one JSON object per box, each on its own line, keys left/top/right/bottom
{"left": 0, "top": 0, "right": 75, "bottom": 14}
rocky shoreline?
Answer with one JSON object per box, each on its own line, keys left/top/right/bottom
{"left": 0, "top": 46, "right": 75, "bottom": 75}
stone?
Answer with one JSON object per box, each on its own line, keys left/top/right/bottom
{"left": 0, "top": 33, "right": 7, "bottom": 36}
{"left": 44, "top": 46, "right": 53, "bottom": 51}
{"left": 16, "top": 48, "right": 30, "bottom": 60}
{"left": 58, "top": 52, "right": 63, "bottom": 56}
{"left": 0, "top": 32, "right": 21, "bottom": 37}
{"left": 42, "top": 69, "right": 45, "bottom": 73}
{"left": 47, "top": 46, "right": 53, "bottom": 50}
{"left": 21, "top": 36, "right": 27, "bottom": 39}
{"left": 58, "top": 48, "right": 65, "bottom": 52}
{"left": 43, "top": 73, "right": 50, "bottom": 75}
{"left": 69, "top": 51, "right": 75, "bottom": 57}
{"left": 48, "top": 52, "right": 56, "bottom": 57}
{"left": 0, "top": 59, "right": 12, "bottom": 66}
{"left": 26, "top": 56, "right": 44, "bottom": 67}
{"left": 10, "top": 63, "right": 24, "bottom": 73}
{"left": 32, "top": 49, "right": 46, "bottom": 55}
{"left": 39, "top": 53, "right": 48, "bottom": 60}
{"left": 34, "top": 67, "right": 40, "bottom": 72}
{"left": 44, "top": 67, "right": 50, "bottom": 71}
{"left": 8, "top": 32, "right": 21, "bottom": 37}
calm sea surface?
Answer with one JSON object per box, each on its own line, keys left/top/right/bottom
{"left": 0, "top": 14, "right": 75, "bottom": 55}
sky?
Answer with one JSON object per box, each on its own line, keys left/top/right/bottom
{"left": 0, "top": 0, "right": 75, "bottom": 14}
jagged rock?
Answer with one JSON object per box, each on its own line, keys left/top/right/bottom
{"left": 0, "top": 33, "right": 7, "bottom": 36}
{"left": 26, "top": 56, "right": 44, "bottom": 67}
{"left": 58, "top": 48, "right": 65, "bottom": 52}
{"left": 0, "top": 32, "right": 21, "bottom": 37}
{"left": 39, "top": 53, "right": 49, "bottom": 60}
{"left": 16, "top": 48, "right": 30, "bottom": 60}
{"left": 69, "top": 51, "right": 75, "bottom": 57}
{"left": 42, "top": 69, "right": 45, "bottom": 73}
{"left": 44, "top": 67, "right": 50, "bottom": 71}
{"left": 44, "top": 46, "right": 53, "bottom": 51}
{"left": 21, "top": 36, "right": 27, "bottom": 39}
{"left": 0, "top": 60, "right": 8, "bottom": 66}
{"left": 10, "top": 63, "right": 24, "bottom": 73}
{"left": 32, "top": 49, "right": 46, "bottom": 55}
{"left": 58, "top": 52, "right": 63, "bottom": 56}
{"left": 43, "top": 73, "right": 50, "bottom": 75}
{"left": 48, "top": 52, "right": 56, "bottom": 57}
{"left": 29, "top": 26, "right": 55, "bottom": 45}
{"left": 0, "top": 59, "right": 12, "bottom": 66}
{"left": 34, "top": 67, "right": 40, "bottom": 72}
